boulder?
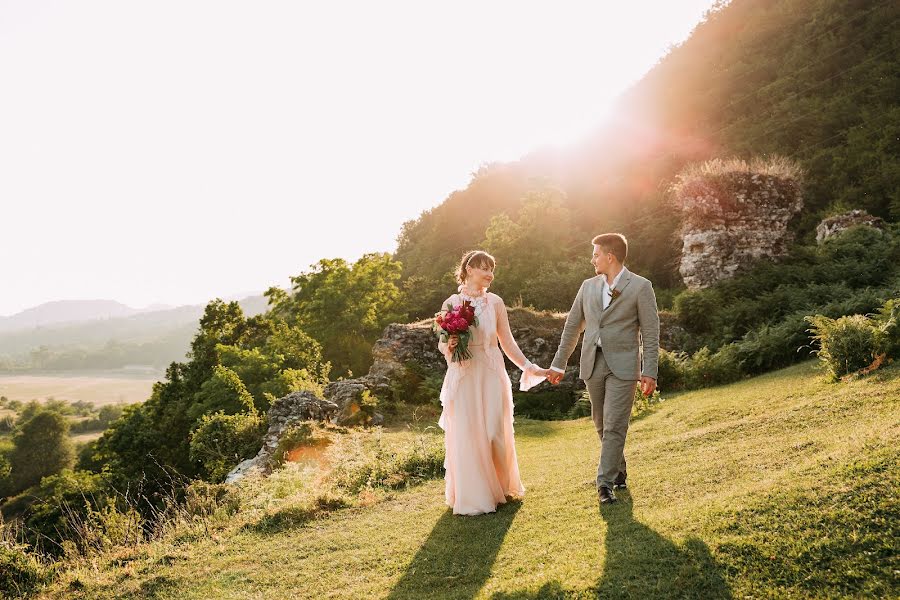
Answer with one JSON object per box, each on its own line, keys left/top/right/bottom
{"left": 815, "top": 209, "right": 885, "bottom": 244}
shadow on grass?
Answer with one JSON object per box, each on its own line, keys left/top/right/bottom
{"left": 596, "top": 491, "right": 732, "bottom": 599}
{"left": 387, "top": 500, "right": 521, "bottom": 600}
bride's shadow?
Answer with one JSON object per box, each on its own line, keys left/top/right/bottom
{"left": 386, "top": 499, "right": 521, "bottom": 600}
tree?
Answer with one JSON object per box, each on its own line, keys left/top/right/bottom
{"left": 268, "top": 253, "right": 403, "bottom": 376}
{"left": 8, "top": 411, "right": 75, "bottom": 494}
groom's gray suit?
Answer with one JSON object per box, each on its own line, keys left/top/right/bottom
{"left": 551, "top": 266, "right": 660, "bottom": 489}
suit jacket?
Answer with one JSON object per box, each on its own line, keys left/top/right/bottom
{"left": 551, "top": 267, "right": 660, "bottom": 381}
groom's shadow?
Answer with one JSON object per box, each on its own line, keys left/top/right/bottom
{"left": 386, "top": 500, "right": 521, "bottom": 600}
{"left": 596, "top": 491, "right": 732, "bottom": 599}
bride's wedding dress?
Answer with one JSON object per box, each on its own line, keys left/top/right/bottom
{"left": 438, "top": 290, "right": 545, "bottom": 516}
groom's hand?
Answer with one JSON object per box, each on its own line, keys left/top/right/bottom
{"left": 640, "top": 376, "right": 657, "bottom": 396}
{"left": 546, "top": 370, "right": 563, "bottom": 385}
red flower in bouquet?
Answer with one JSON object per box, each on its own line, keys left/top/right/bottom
{"left": 434, "top": 300, "right": 479, "bottom": 362}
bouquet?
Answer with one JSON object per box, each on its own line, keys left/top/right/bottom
{"left": 434, "top": 300, "right": 478, "bottom": 362}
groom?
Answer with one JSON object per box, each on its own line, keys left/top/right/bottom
{"left": 547, "top": 233, "right": 659, "bottom": 504}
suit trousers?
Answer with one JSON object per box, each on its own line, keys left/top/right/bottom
{"left": 584, "top": 349, "right": 637, "bottom": 489}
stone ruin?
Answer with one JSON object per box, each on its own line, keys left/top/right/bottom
{"left": 815, "top": 209, "right": 884, "bottom": 244}
{"left": 672, "top": 158, "right": 804, "bottom": 289}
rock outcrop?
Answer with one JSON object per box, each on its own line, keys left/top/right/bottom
{"left": 225, "top": 391, "right": 338, "bottom": 483}
{"left": 328, "top": 309, "right": 587, "bottom": 401}
{"left": 672, "top": 158, "right": 804, "bottom": 289}
{"left": 815, "top": 209, "right": 885, "bottom": 244}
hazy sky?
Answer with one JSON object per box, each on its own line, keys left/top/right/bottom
{"left": 0, "top": 1, "right": 717, "bottom": 316}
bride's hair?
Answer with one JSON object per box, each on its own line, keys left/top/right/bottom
{"left": 456, "top": 250, "right": 496, "bottom": 284}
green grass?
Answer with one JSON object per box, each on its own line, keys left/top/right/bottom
{"left": 41, "top": 360, "right": 900, "bottom": 599}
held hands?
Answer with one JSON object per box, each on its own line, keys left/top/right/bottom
{"left": 546, "top": 370, "right": 564, "bottom": 385}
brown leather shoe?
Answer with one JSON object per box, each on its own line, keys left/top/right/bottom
{"left": 598, "top": 485, "right": 618, "bottom": 504}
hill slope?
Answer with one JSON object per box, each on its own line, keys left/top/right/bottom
{"left": 394, "top": 0, "right": 900, "bottom": 318}
{"left": 46, "top": 360, "right": 899, "bottom": 599}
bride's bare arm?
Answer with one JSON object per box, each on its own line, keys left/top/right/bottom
{"left": 494, "top": 296, "right": 540, "bottom": 373}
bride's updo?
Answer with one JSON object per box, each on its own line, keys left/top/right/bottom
{"left": 456, "top": 250, "right": 496, "bottom": 285}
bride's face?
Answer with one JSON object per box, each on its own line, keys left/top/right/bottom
{"left": 466, "top": 264, "right": 495, "bottom": 289}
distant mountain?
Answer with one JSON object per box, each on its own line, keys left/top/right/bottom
{"left": 0, "top": 295, "right": 271, "bottom": 369}
{"left": 0, "top": 300, "right": 144, "bottom": 332}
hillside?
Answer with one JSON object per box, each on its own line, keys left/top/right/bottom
{"left": 394, "top": 0, "right": 900, "bottom": 318}
{"left": 40, "top": 360, "right": 899, "bottom": 599}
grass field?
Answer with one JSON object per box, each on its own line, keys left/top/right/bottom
{"left": 0, "top": 374, "right": 156, "bottom": 406}
{"left": 39, "top": 360, "right": 900, "bottom": 599}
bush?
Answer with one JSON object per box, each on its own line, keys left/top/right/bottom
{"left": 568, "top": 394, "right": 592, "bottom": 419}
{"left": 0, "top": 543, "right": 51, "bottom": 598}
{"left": 188, "top": 365, "right": 257, "bottom": 423}
{"left": 684, "top": 344, "right": 745, "bottom": 389}
{"left": 183, "top": 481, "right": 241, "bottom": 520}
{"left": 513, "top": 389, "right": 578, "bottom": 420}
{"left": 388, "top": 360, "right": 444, "bottom": 407}
{"left": 8, "top": 411, "right": 75, "bottom": 495}
{"left": 807, "top": 314, "right": 880, "bottom": 381}
{"left": 14, "top": 469, "right": 113, "bottom": 558}
{"left": 189, "top": 411, "right": 265, "bottom": 482}
{"left": 873, "top": 298, "right": 900, "bottom": 357}
{"left": 657, "top": 350, "right": 689, "bottom": 391}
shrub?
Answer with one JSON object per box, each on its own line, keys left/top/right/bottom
{"left": 657, "top": 350, "right": 689, "bottom": 391}
{"left": 189, "top": 411, "right": 265, "bottom": 482}
{"left": 16, "top": 469, "right": 111, "bottom": 557}
{"left": 807, "top": 314, "right": 880, "bottom": 381}
{"left": 183, "top": 481, "right": 241, "bottom": 519}
{"left": 0, "top": 543, "right": 50, "bottom": 598}
{"left": 188, "top": 365, "right": 257, "bottom": 422}
{"left": 674, "top": 289, "right": 722, "bottom": 335}
{"left": 873, "top": 298, "right": 900, "bottom": 357}
{"left": 388, "top": 360, "right": 444, "bottom": 406}
{"left": 684, "top": 344, "right": 744, "bottom": 389}
{"left": 568, "top": 393, "right": 592, "bottom": 419}
{"left": 7, "top": 411, "right": 75, "bottom": 495}
{"left": 513, "top": 389, "right": 578, "bottom": 420}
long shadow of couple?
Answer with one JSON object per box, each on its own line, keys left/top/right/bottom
{"left": 387, "top": 492, "right": 731, "bottom": 599}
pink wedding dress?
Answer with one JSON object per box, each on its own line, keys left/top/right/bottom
{"left": 437, "top": 290, "right": 545, "bottom": 516}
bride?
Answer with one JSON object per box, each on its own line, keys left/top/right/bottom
{"left": 437, "top": 250, "right": 549, "bottom": 516}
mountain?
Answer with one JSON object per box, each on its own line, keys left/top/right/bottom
{"left": 0, "top": 300, "right": 143, "bottom": 332}
{"left": 0, "top": 295, "right": 270, "bottom": 370}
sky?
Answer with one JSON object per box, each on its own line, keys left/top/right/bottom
{"left": 0, "top": 0, "right": 718, "bottom": 316}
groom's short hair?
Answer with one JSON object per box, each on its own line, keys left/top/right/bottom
{"left": 592, "top": 233, "right": 628, "bottom": 263}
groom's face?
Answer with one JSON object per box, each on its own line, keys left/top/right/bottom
{"left": 591, "top": 244, "right": 612, "bottom": 275}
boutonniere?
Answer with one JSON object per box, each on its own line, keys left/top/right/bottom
{"left": 608, "top": 288, "right": 622, "bottom": 303}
